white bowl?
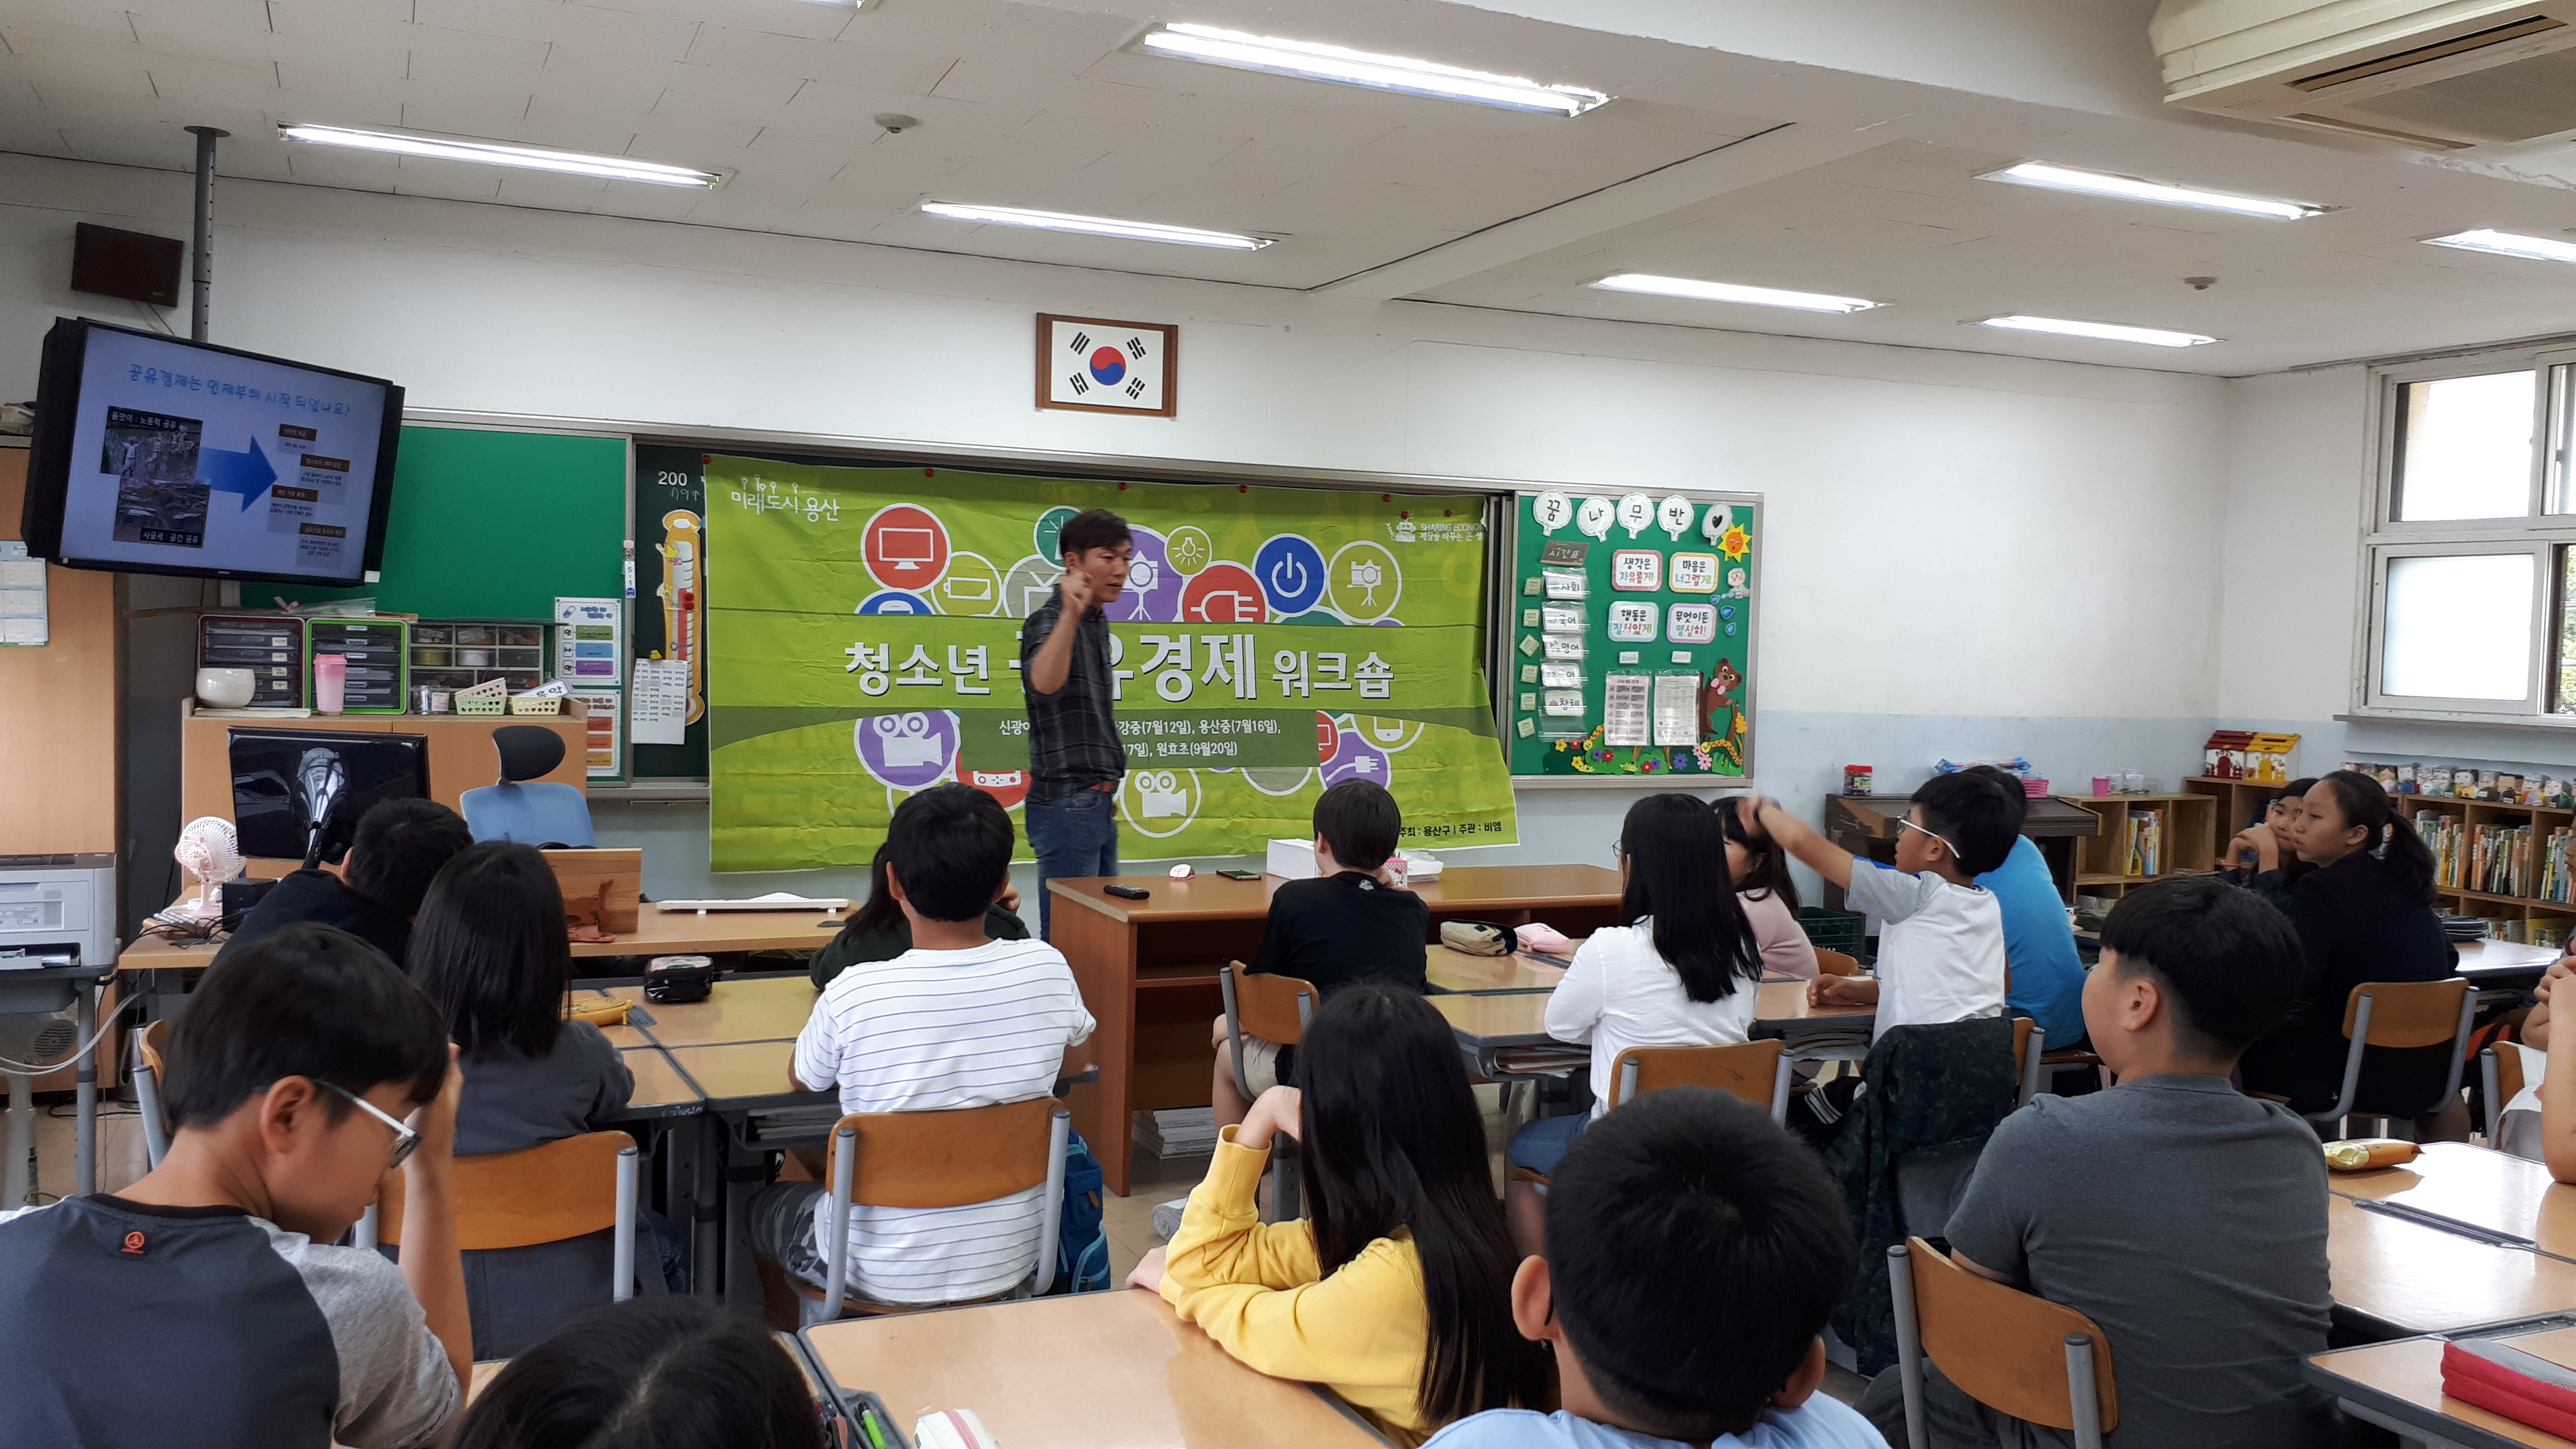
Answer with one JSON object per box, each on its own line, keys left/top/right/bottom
{"left": 195, "top": 667, "right": 256, "bottom": 708}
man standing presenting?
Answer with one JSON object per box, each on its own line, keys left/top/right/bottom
{"left": 1021, "top": 508, "right": 1135, "bottom": 939}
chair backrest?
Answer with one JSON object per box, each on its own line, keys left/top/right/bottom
{"left": 137, "top": 1019, "right": 170, "bottom": 1078}
{"left": 2496, "top": 1043, "right": 2528, "bottom": 1109}
{"left": 823, "top": 1097, "right": 1060, "bottom": 1210}
{"left": 1815, "top": 948, "right": 1860, "bottom": 978}
{"left": 1609, "top": 1040, "right": 1786, "bottom": 1111}
{"left": 1906, "top": 1236, "right": 2120, "bottom": 1433}
{"left": 2341, "top": 979, "right": 2473, "bottom": 1048}
{"left": 461, "top": 780, "right": 599, "bottom": 849}
{"left": 1225, "top": 963, "right": 1319, "bottom": 1045}
{"left": 380, "top": 1130, "right": 636, "bottom": 1249}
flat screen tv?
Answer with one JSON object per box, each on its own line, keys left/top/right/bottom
{"left": 229, "top": 729, "right": 429, "bottom": 865}
{"left": 21, "top": 318, "right": 402, "bottom": 586}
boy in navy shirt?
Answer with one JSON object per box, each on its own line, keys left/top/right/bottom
{"left": 0, "top": 924, "right": 467, "bottom": 1448}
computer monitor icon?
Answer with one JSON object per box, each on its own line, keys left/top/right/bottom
{"left": 882, "top": 528, "right": 936, "bottom": 571}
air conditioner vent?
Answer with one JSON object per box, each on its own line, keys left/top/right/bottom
{"left": 2291, "top": 15, "right": 2563, "bottom": 89}
{"left": 2341, "top": 44, "right": 2576, "bottom": 140}
{"left": 2285, "top": 112, "right": 2476, "bottom": 146}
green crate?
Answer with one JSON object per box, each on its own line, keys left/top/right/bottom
{"left": 1798, "top": 906, "right": 1866, "bottom": 959}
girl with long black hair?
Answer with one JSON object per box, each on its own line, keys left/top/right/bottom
{"left": 1130, "top": 983, "right": 1548, "bottom": 1443}
{"left": 2239, "top": 770, "right": 2464, "bottom": 1135}
{"left": 407, "top": 841, "right": 645, "bottom": 1356}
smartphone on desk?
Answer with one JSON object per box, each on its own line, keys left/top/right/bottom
{"left": 1102, "top": 884, "right": 1150, "bottom": 900}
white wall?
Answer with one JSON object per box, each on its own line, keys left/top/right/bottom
{"left": 0, "top": 151, "right": 2234, "bottom": 908}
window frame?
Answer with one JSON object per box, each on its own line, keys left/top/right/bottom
{"left": 2352, "top": 348, "right": 2576, "bottom": 728}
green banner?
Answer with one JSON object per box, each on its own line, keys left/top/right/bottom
{"left": 705, "top": 457, "right": 1517, "bottom": 870}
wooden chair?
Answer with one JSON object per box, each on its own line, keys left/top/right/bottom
{"left": 1815, "top": 948, "right": 1860, "bottom": 978}
{"left": 809, "top": 1098, "right": 1070, "bottom": 1322}
{"left": 369, "top": 1131, "right": 642, "bottom": 1307}
{"left": 1221, "top": 962, "right": 1318, "bottom": 1219}
{"left": 2309, "top": 979, "right": 2476, "bottom": 1134}
{"left": 131, "top": 1020, "right": 172, "bottom": 1168}
{"left": 1607, "top": 1040, "right": 1791, "bottom": 1122}
{"left": 1889, "top": 1238, "right": 2120, "bottom": 1449}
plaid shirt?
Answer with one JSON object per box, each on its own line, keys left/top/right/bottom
{"left": 1019, "top": 586, "right": 1125, "bottom": 802}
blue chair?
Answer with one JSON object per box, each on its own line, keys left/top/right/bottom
{"left": 460, "top": 725, "right": 596, "bottom": 847}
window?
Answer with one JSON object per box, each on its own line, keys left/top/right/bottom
{"left": 2360, "top": 352, "right": 2576, "bottom": 723}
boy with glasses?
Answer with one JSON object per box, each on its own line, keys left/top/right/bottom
{"left": 0, "top": 922, "right": 469, "bottom": 1449}
{"left": 1744, "top": 772, "right": 2012, "bottom": 1038}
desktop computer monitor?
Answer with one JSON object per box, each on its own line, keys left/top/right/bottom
{"left": 229, "top": 729, "right": 430, "bottom": 864}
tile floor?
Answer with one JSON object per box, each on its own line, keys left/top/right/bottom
{"left": 16, "top": 1090, "right": 150, "bottom": 1208}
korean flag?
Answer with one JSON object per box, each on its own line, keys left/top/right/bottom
{"left": 1045, "top": 316, "right": 1171, "bottom": 414}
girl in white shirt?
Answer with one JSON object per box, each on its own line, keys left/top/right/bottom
{"left": 1718, "top": 795, "right": 1820, "bottom": 980}
{"left": 1504, "top": 793, "right": 1761, "bottom": 1252}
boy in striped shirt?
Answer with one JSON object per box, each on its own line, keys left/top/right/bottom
{"left": 750, "top": 784, "right": 1095, "bottom": 1310}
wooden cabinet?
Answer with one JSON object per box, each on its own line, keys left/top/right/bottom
{"left": 0, "top": 442, "right": 118, "bottom": 857}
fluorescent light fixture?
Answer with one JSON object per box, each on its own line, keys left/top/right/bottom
{"left": 1978, "top": 314, "right": 2217, "bottom": 348}
{"left": 1981, "top": 161, "right": 2324, "bottom": 220}
{"left": 919, "top": 201, "right": 1273, "bottom": 250}
{"left": 1591, "top": 273, "right": 1882, "bottom": 314}
{"left": 2425, "top": 228, "right": 2576, "bottom": 264}
{"left": 1137, "top": 22, "right": 1609, "bottom": 116}
{"left": 278, "top": 123, "right": 719, "bottom": 187}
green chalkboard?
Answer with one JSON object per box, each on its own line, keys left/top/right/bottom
{"left": 274, "top": 425, "right": 627, "bottom": 618}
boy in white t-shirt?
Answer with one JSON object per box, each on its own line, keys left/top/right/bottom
{"left": 749, "top": 784, "right": 1095, "bottom": 1312}
{"left": 1745, "top": 773, "right": 2012, "bottom": 1037}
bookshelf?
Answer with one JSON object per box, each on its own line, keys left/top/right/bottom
{"left": 2059, "top": 793, "right": 2216, "bottom": 897}
{"left": 2185, "top": 775, "right": 2576, "bottom": 945}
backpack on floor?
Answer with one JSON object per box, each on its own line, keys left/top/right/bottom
{"left": 1050, "top": 1126, "right": 1111, "bottom": 1295}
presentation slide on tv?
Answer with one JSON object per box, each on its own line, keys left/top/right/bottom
{"left": 56, "top": 328, "right": 388, "bottom": 578}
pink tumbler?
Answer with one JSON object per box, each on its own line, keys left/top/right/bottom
{"left": 314, "top": 654, "right": 347, "bottom": 714}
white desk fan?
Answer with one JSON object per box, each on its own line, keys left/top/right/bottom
{"left": 173, "top": 816, "right": 245, "bottom": 921}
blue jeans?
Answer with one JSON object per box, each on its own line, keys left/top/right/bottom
{"left": 1506, "top": 1112, "right": 1591, "bottom": 1177}
{"left": 1026, "top": 788, "right": 1119, "bottom": 940}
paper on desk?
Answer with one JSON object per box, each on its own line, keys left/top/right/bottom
{"left": 631, "top": 657, "right": 689, "bottom": 745}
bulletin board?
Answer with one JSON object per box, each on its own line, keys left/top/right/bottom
{"left": 1501, "top": 487, "right": 1761, "bottom": 780}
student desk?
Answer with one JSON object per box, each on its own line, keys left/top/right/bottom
{"left": 588, "top": 976, "right": 818, "bottom": 1048}
{"left": 799, "top": 1289, "right": 1392, "bottom": 1449}
{"left": 2456, "top": 939, "right": 2563, "bottom": 988}
{"left": 1429, "top": 981, "right": 1874, "bottom": 1082}
{"left": 1049, "top": 864, "right": 1623, "bottom": 1195}
{"left": 2328, "top": 1196, "right": 2576, "bottom": 1338}
{"left": 2331, "top": 1144, "right": 2576, "bottom": 1263}
{"left": 2308, "top": 1327, "right": 2576, "bottom": 1449}
{"left": 1424, "top": 944, "right": 1567, "bottom": 995}
{"left": 566, "top": 906, "right": 845, "bottom": 960}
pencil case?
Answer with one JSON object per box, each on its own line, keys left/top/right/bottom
{"left": 2322, "top": 1138, "right": 2419, "bottom": 1171}
{"left": 562, "top": 997, "right": 632, "bottom": 1026}
{"left": 2444, "top": 1337, "right": 2576, "bottom": 1441}
{"left": 1441, "top": 920, "right": 1514, "bottom": 957}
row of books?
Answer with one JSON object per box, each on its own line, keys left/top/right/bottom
{"left": 2123, "top": 808, "right": 2162, "bottom": 878}
{"left": 2460, "top": 915, "right": 2574, "bottom": 947}
{"left": 2415, "top": 811, "right": 2576, "bottom": 905}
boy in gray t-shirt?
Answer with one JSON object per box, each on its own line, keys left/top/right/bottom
{"left": 1858, "top": 875, "right": 2338, "bottom": 1449}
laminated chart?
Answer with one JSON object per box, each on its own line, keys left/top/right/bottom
{"left": 702, "top": 457, "right": 1516, "bottom": 870}
{"left": 1506, "top": 488, "right": 1760, "bottom": 778}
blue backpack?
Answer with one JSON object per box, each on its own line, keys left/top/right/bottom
{"left": 1051, "top": 1127, "right": 1111, "bottom": 1294}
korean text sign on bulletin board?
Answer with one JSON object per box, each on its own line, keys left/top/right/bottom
{"left": 1504, "top": 489, "right": 1760, "bottom": 780}
{"left": 703, "top": 455, "right": 1517, "bottom": 871}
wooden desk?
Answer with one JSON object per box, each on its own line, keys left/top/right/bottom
{"left": 607, "top": 976, "right": 818, "bottom": 1048}
{"left": 2309, "top": 1329, "right": 2576, "bottom": 1449}
{"left": 1750, "top": 979, "right": 1875, "bottom": 1044}
{"left": 665, "top": 1041, "right": 811, "bottom": 1106}
{"left": 618, "top": 1046, "right": 705, "bottom": 1115}
{"left": 2458, "top": 939, "right": 2563, "bottom": 985}
{"left": 1050, "top": 864, "right": 1622, "bottom": 1195}
{"left": 2332, "top": 1143, "right": 2576, "bottom": 1262}
{"left": 2328, "top": 1196, "right": 2576, "bottom": 1336}
{"left": 571, "top": 906, "right": 845, "bottom": 959}
{"left": 1424, "top": 944, "right": 1566, "bottom": 995}
{"left": 799, "top": 1289, "right": 1390, "bottom": 1449}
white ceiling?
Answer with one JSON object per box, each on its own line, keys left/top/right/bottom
{"left": 5, "top": 0, "right": 2576, "bottom": 373}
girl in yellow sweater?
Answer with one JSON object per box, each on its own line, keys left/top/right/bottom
{"left": 1128, "top": 983, "right": 1548, "bottom": 1443}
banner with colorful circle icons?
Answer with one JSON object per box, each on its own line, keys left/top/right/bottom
{"left": 702, "top": 454, "right": 1518, "bottom": 870}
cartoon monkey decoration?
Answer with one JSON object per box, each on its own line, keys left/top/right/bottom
{"left": 1701, "top": 659, "right": 1748, "bottom": 771}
